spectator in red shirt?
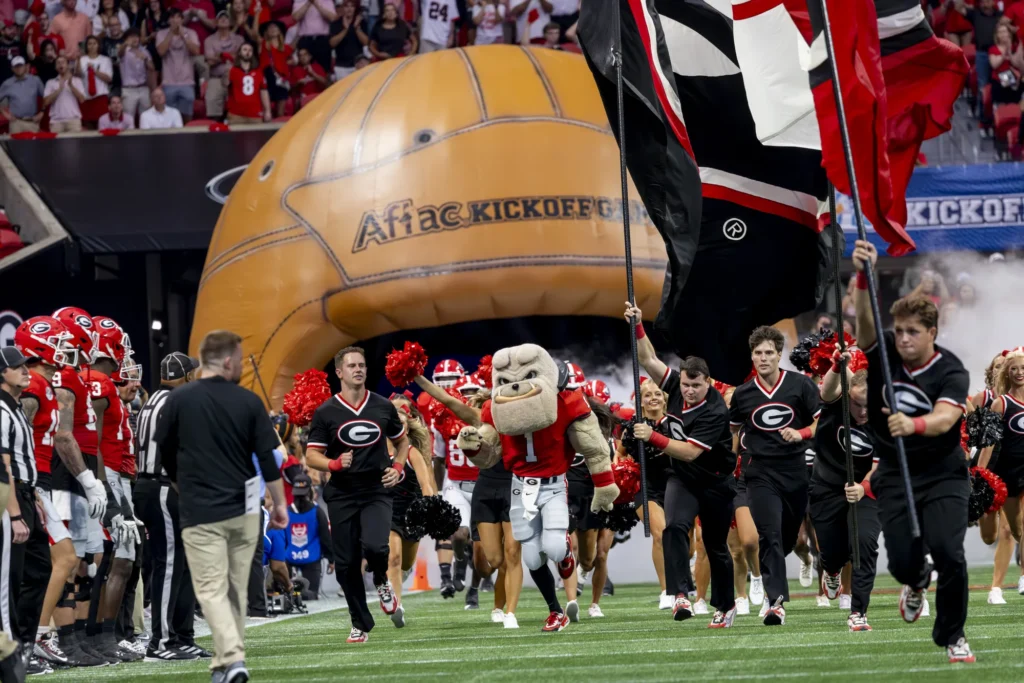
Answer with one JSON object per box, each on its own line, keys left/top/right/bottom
{"left": 204, "top": 10, "right": 244, "bottom": 120}
{"left": 176, "top": 0, "right": 218, "bottom": 46}
{"left": 1007, "top": 3, "right": 1024, "bottom": 43}
{"left": 229, "top": 0, "right": 260, "bottom": 45}
{"left": 290, "top": 45, "right": 327, "bottom": 106}
{"left": 260, "top": 19, "right": 294, "bottom": 118}
{"left": 226, "top": 42, "right": 271, "bottom": 124}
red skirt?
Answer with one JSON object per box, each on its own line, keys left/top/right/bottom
{"left": 80, "top": 95, "right": 109, "bottom": 125}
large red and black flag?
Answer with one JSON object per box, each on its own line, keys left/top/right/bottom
{"left": 579, "top": 0, "right": 831, "bottom": 385}
{"left": 734, "top": 0, "right": 967, "bottom": 256}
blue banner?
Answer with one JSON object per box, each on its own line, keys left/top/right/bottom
{"left": 836, "top": 162, "right": 1024, "bottom": 254}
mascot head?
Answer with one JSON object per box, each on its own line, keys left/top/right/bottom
{"left": 490, "top": 343, "right": 559, "bottom": 436}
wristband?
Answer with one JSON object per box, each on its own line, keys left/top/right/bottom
{"left": 10, "top": 515, "right": 23, "bottom": 522}
{"left": 390, "top": 466, "right": 406, "bottom": 483}
{"left": 635, "top": 323, "right": 646, "bottom": 340}
{"left": 856, "top": 271, "right": 868, "bottom": 290}
{"left": 861, "top": 479, "right": 874, "bottom": 500}
{"left": 591, "top": 469, "right": 615, "bottom": 488}
{"left": 912, "top": 417, "right": 926, "bottom": 435}
{"left": 648, "top": 432, "right": 670, "bottom": 451}
{"left": 328, "top": 457, "right": 346, "bottom": 472}
{"left": 798, "top": 427, "right": 812, "bottom": 440}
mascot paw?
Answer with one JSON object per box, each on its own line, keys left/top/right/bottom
{"left": 591, "top": 484, "right": 620, "bottom": 513}
{"left": 456, "top": 425, "right": 481, "bottom": 452}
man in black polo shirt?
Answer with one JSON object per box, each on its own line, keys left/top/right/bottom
{"left": 305, "top": 346, "right": 411, "bottom": 643}
{"left": 629, "top": 346, "right": 738, "bottom": 628}
{"left": 135, "top": 351, "right": 205, "bottom": 662}
{"left": 155, "top": 331, "right": 288, "bottom": 683}
{"left": 852, "top": 241, "right": 974, "bottom": 665}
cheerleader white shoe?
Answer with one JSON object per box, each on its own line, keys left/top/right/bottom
{"left": 987, "top": 587, "right": 1006, "bottom": 605}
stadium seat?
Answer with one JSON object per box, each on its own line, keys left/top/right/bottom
{"left": 983, "top": 84, "right": 992, "bottom": 122}
{"left": 1008, "top": 127, "right": 1021, "bottom": 160}
{"left": 994, "top": 104, "right": 1022, "bottom": 144}
{"left": 561, "top": 43, "right": 582, "bottom": 54}
{"left": 186, "top": 118, "right": 220, "bottom": 127}
{"left": 968, "top": 66, "right": 977, "bottom": 98}
{"left": 193, "top": 96, "right": 206, "bottom": 120}
{"left": 0, "top": 219, "right": 24, "bottom": 259}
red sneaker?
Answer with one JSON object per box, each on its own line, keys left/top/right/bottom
{"left": 541, "top": 611, "right": 569, "bottom": 632}
{"left": 376, "top": 580, "right": 399, "bottom": 615}
{"left": 346, "top": 628, "right": 368, "bottom": 643}
{"left": 672, "top": 595, "right": 693, "bottom": 622}
{"left": 556, "top": 534, "right": 576, "bottom": 580}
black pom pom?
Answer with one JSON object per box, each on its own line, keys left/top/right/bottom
{"left": 596, "top": 503, "right": 640, "bottom": 533}
{"left": 966, "top": 406, "right": 1004, "bottom": 449}
{"left": 967, "top": 471, "right": 996, "bottom": 524}
{"left": 405, "top": 495, "right": 464, "bottom": 541}
{"left": 620, "top": 418, "right": 662, "bottom": 460}
{"left": 789, "top": 330, "right": 824, "bottom": 374}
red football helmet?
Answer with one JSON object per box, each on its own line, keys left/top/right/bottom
{"left": 457, "top": 373, "right": 486, "bottom": 395}
{"left": 563, "top": 361, "right": 586, "bottom": 390}
{"left": 14, "top": 316, "right": 79, "bottom": 368}
{"left": 92, "top": 316, "right": 142, "bottom": 381}
{"left": 53, "top": 306, "right": 97, "bottom": 364}
{"left": 581, "top": 378, "right": 611, "bottom": 404}
{"left": 432, "top": 359, "right": 465, "bottom": 388}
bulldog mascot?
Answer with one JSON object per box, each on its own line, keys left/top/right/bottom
{"left": 458, "top": 344, "right": 618, "bottom": 630}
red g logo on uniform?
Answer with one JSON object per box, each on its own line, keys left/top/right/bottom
{"left": 290, "top": 522, "right": 308, "bottom": 548}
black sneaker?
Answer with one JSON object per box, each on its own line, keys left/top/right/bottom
{"left": 453, "top": 559, "right": 467, "bottom": 592}
{"left": 25, "top": 656, "right": 52, "bottom": 676}
{"left": 439, "top": 577, "right": 456, "bottom": 599}
{"left": 59, "top": 633, "right": 108, "bottom": 668}
{"left": 81, "top": 635, "right": 120, "bottom": 665}
{"left": 0, "top": 643, "right": 26, "bottom": 682}
{"left": 93, "top": 634, "right": 135, "bottom": 663}
{"left": 177, "top": 643, "right": 213, "bottom": 659}
{"left": 144, "top": 646, "right": 199, "bottom": 662}
{"left": 480, "top": 575, "right": 494, "bottom": 593}
{"left": 604, "top": 578, "right": 614, "bottom": 597}
{"left": 464, "top": 587, "right": 479, "bottom": 610}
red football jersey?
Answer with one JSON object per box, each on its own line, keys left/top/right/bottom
{"left": 120, "top": 402, "right": 136, "bottom": 477}
{"left": 54, "top": 366, "right": 97, "bottom": 456}
{"left": 228, "top": 66, "right": 266, "bottom": 119}
{"left": 445, "top": 435, "right": 478, "bottom": 482}
{"left": 481, "top": 389, "right": 592, "bottom": 478}
{"left": 24, "top": 371, "right": 60, "bottom": 475}
{"left": 82, "top": 369, "right": 126, "bottom": 471}
{"left": 290, "top": 63, "right": 327, "bottom": 96}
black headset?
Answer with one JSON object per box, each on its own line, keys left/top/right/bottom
{"left": 554, "top": 358, "right": 570, "bottom": 392}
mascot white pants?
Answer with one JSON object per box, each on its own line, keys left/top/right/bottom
{"left": 509, "top": 474, "right": 570, "bottom": 570}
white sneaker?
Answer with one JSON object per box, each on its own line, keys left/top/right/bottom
{"left": 588, "top": 603, "right": 605, "bottom": 618}
{"left": 839, "top": 594, "right": 852, "bottom": 610}
{"left": 390, "top": 603, "right": 406, "bottom": 628}
{"left": 658, "top": 591, "right": 674, "bottom": 610}
{"left": 799, "top": 560, "right": 813, "bottom": 587}
{"left": 758, "top": 598, "right": 770, "bottom": 619}
{"left": 565, "top": 600, "right": 580, "bottom": 623}
{"left": 749, "top": 576, "right": 764, "bottom": 607}
{"left": 690, "top": 554, "right": 697, "bottom": 572}
{"left": 503, "top": 612, "right": 519, "bottom": 629}
{"left": 555, "top": 576, "right": 564, "bottom": 590}
{"left": 491, "top": 608, "right": 505, "bottom": 623}
{"left": 1018, "top": 575, "right": 1024, "bottom": 596}
{"left": 921, "top": 596, "right": 931, "bottom": 618}
{"left": 816, "top": 595, "right": 831, "bottom": 608}
{"left": 735, "top": 597, "right": 750, "bottom": 615}
{"left": 987, "top": 587, "right": 1006, "bottom": 605}
{"left": 693, "top": 598, "right": 709, "bottom": 615}
{"left": 579, "top": 566, "right": 591, "bottom": 588}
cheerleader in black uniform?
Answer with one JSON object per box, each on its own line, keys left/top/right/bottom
{"left": 386, "top": 396, "right": 438, "bottom": 627}
{"left": 980, "top": 349, "right": 1024, "bottom": 600}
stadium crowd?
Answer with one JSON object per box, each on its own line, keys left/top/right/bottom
{"left": 0, "top": 0, "right": 581, "bottom": 132}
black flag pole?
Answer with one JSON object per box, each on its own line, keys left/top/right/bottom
{"left": 829, "top": 183, "right": 860, "bottom": 568}
{"left": 613, "top": 1, "right": 650, "bottom": 537}
{"left": 817, "top": 0, "right": 919, "bottom": 538}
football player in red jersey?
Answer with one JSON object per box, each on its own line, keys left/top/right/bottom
{"left": 226, "top": 43, "right": 271, "bottom": 124}
{"left": 50, "top": 307, "right": 120, "bottom": 663}
{"left": 82, "top": 317, "right": 142, "bottom": 662}
{"left": 15, "top": 316, "right": 107, "bottom": 667}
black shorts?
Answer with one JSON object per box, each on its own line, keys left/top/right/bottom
{"left": 390, "top": 496, "right": 418, "bottom": 541}
{"left": 634, "top": 485, "right": 666, "bottom": 509}
{"left": 734, "top": 474, "right": 748, "bottom": 509}
{"left": 471, "top": 479, "right": 511, "bottom": 525}
{"left": 992, "top": 460, "right": 1024, "bottom": 498}
{"left": 568, "top": 494, "right": 605, "bottom": 533}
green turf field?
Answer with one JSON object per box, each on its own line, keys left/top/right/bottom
{"left": 47, "top": 567, "right": 1023, "bottom": 682}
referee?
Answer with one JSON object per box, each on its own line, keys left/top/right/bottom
{"left": 155, "top": 332, "right": 287, "bottom": 683}
{"left": 1, "top": 346, "right": 49, "bottom": 676}
{"left": 0, "top": 353, "right": 27, "bottom": 681}
{"left": 135, "top": 351, "right": 207, "bottom": 661}
{"left": 305, "top": 346, "right": 411, "bottom": 643}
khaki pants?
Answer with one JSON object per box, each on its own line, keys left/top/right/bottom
{"left": 0, "top": 481, "right": 16, "bottom": 659}
{"left": 206, "top": 76, "right": 228, "bottom": 118}
{"left": 9, "top": 119, "right": 40, "bottom": 134}
{"left": 121, "top": 85, "right": 151, "bottom": 119}
{"left": 227, "top": 113, "right": 263, "bottom": 125}
{"left": 182, "top": 513, "right": 259, "bottom": 670}
{"left": 49, "top": 119, "right": 82, "bottom": 133}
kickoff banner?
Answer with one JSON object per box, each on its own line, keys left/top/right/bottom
{"left": 836, "top": 162, "right": 1024, "bottom": 254}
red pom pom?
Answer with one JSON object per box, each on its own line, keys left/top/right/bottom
{"left": 385, "top": 342, "right": 429, "bottom": 388}
{"left": 282, "top": 369, "right": 332, "bottom": 427}
{"left": 612, "top": 459, "right": 641, "bottom": 504}
{"left": 475, "top": 355, "right": 493, "bottom": 388}
{"left": 971, "top": 466, "right": 1008, "bottom": 513}
{"left": 848, "top": 349, "right": 869, "bottom": 374}
{"left": 960, "top": 421, "right": 970, "bottom": 455}
{"left": 427, "top": 388, "right": 468, "bottom": 440}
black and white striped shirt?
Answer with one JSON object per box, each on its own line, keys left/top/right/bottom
{"left": 136, "top": 387, "right": 171, "bottom": 477}
{"left": 1, "top": 389, "right": 37, "bottom": 486}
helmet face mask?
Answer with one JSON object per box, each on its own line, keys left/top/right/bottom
{"left": 432, "top": 359, "right": 465, "bottom": 388}
{"left": 15, "top": 317, "right": 80, "bottom": 368}
{"left": 53, "top": 307, "right": 97, "bottom": 365}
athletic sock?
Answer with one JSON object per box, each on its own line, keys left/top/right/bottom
{"left": 454, "top": 557, "right": 468, "bottom": 582}
{"left": 530, "top": 566, "right": 562, "bottom": 614}
{"left": 439, "top": 563, "right": 452, "bottom": 581}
